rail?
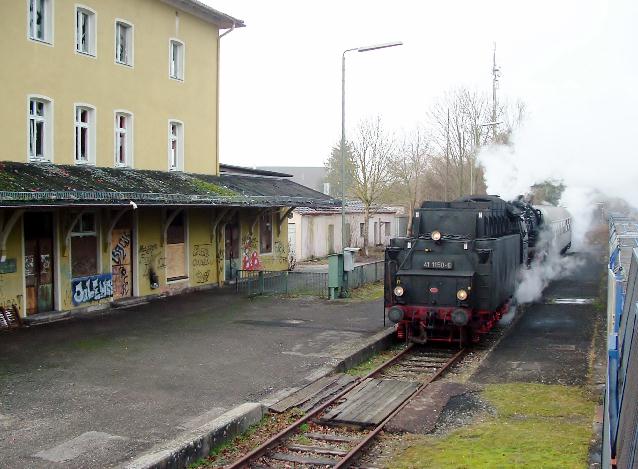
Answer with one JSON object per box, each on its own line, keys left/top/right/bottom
{"left": 225, "top": 344, "right": 465, "bottom": 468}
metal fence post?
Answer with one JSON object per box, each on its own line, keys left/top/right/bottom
{"left": 285, "top": 271, "right": 289, "bottom": 296}
{"left": 258, "top": 271, "right": 264, "bottom": 295}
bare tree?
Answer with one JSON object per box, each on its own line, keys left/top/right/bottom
{"left": 351, "top": 117, "right": 395, "bottom": 256}
{"left": 428, "top": 88, "right": 495, "bottom": 199}
{"left": 390, "top": 128, "right": 431, "bottom": 233}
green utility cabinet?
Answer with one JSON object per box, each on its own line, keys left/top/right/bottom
{"left": 328, "top": 253, "right": 344, "bottom": 299}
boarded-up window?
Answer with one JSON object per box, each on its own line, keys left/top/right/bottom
{"left": 166, "top": 211, "right": 187, "bottom": 280}
{"left": 71, "top": 212, "right": 98, "bottom": 278}
{"left": 259, "top": 211, "right": 272, "bottom": 254}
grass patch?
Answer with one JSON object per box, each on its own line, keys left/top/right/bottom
{"left": 346, "top": 344, "right": 406, "bottom": 376}
{"left": 389, "top": 382, "right": 596, "bottom": 469}
{"left": 347, "top": 281, "right": 384, "bottom": 301}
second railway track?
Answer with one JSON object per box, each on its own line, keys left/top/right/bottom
{"left": 225, "top": 344, "right": 466, "bottom": 469}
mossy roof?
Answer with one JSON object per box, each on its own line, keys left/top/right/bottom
{"left": 0, "top": 161, "right": 337, "bottom": 208}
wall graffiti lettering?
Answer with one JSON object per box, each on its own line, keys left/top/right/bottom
{"left": 192, "top": 244, "right": 213, "bottom": 284}
{"left": 111, "top": 232, "right": 131, "bottom": 265}
{"left": 111, "top": 230, "right": 132, "bottom": 298}
{"left": 139, "top": 243, "right": 165, "bottom": 278}
{"left": 241, "top": 233, "right": 262, "bottom": 271}
{"left": 72, "top": 273, "right": 113, "bottom": 306}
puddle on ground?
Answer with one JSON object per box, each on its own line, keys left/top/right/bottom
{"left": 544, "top": 298, "right": 595, "bottom": 305}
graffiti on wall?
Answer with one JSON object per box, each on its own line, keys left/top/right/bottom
{"left": 72, "top": 273, "right": 113, "bottom": 305}
{"left": 139, "top": 243, "right": 166, "bottom": 279}
{"left": 192, "top": 244, "right": 213, "bottom": 284}
{"left": 241, "top": 233, "right": 262, "bottom": 271}
{"left": 111, "top": 230, "right": 132, "bottom": 298}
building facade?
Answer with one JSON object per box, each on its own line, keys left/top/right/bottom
{"left": 0, "top": 0, "right": 335, "bottom": 320}
{"left": 290, "top": 203, "right": 399, "bottom": 261}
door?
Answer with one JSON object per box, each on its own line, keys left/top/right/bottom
{"left": 24, "top": 213, "right": 54, "bottom": 315}
{"left": 111, "top": 226, "right": 133, "bottom": 300}
{"left": 224, "top": 214, "right": 240, "bottom": 280}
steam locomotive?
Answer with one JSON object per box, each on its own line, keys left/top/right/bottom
{"left": 384, "top": 195, "right": 572, "bottom": 344}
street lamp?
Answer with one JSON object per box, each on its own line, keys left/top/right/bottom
{"left": 341, "top": 41, "right": 402, "bottom": 253}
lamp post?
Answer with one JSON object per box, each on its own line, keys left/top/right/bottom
{"left": 341, "top": 41, "right": 402, "bottom": 253}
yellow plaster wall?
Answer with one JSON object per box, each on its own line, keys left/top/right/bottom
{"left": 3, "top": 0, "right": 219, "bottom": 175}
{"left": 137, "top": 208, "right": 164, "bottom": 297}
{"left": 188, "top": 208, "right": 218, "bottom": 286}
{"left": 238, "top": 210, "right": 289, "bottom": 272}
{"left": 0, "top": 207, "right": 291, "bottom": 316}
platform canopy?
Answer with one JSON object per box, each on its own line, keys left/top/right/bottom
{"left": 0, "top": 162, "right": 338, "bottom": 209}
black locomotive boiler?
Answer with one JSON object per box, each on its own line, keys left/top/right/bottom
{"left": 384, "top": 195, "right": 571, "bottom": 344}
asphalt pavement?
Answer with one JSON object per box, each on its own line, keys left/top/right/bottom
{"left": 0, "top": 289, "right": 385, "bottom": 468}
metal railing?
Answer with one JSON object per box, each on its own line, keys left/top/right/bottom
{"left": 235, "top": 260, "right": 384, "bottom": 298}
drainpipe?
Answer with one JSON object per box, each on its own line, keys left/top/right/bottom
{"left": 216, "top": 22, "right": 236, "bottom": 175}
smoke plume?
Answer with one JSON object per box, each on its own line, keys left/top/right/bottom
{"left": 514, "top": 230, "right": 585, "bottom": 304}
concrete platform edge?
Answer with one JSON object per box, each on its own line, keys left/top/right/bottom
{"left": 123, "top": 402, "right": 266, "bottom": 469}
{"left": 123, "top": 327, "right": 395, "bottom": 469}
{"left": 334, "top": 326, "right": 397, "bottom": 373}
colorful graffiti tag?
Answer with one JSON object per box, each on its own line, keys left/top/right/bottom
{"left": 72, "top": 273, "right": 113, "bottom": 306}
{"left": 241, "top": 233, "right": 262, "bottom": 271}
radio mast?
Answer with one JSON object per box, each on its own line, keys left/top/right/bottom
{"left": 491, "top": 43, "right": 500, "bottom": 140}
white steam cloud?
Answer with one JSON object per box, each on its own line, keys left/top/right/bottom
{"left": 479, "top": 0, "right": 638, "bottom": 250}
{"left": 514, "top": 230, "right": 585, "bottom": 304}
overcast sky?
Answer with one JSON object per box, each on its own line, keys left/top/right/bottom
{"left": 204, "top": 0, "right": 635, "bottom": 171}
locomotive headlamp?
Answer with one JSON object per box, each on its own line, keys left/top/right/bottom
{"left": 388, "top": 307, "right": 404, "bottom": 323}
{"left": 431, "top": 230, "right": 442, "bottom": 241}
{"left": 393, "top": 285, "right": 405, "bottom": 297}
{"left": 456, "top": 289, "right": 468, "bottom": 301}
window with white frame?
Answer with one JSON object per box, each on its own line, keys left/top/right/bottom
{"left": 169, "top": 40, "right": 184, "bottom": 80}
{"left": 168, "top": 121, "right": 183, "bottom": 171}
{"left": 28, "top": 97, "right": 52, "bottom": 162}
{"left": 76, "top": 6, "right": 96, "bottom": 56}
{"left": 115, "top": 21, "right": 132, "bottom": 66}
{"left": 115, "top": 112, "right": 132, "bottom": 167}
{"left": 75, "top": 105, "right": 95, "bottom": 164}
{"left": 28, "top": 0, "right": 52, "bottom": 43}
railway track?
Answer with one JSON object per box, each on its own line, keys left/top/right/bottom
{"left": 225, "top": 345, "right": 465, "bottom": 469}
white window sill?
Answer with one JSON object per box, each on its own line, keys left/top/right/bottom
{"left": 28, "top": 37, "right": 53, "bottom": 47}
{"left": 76, "top": 50, "right": 97, "bottom": 59}
{"left": 169, "top": 76, "right": 184, "bottom": 83}
{"left": 29, "top": 158, "right": 52, "bottom": 164}
{"left": 116, "top": 60, "right": 133, "bottom": 68}
{"left": 75, "top": 160, "right": 95, "bottom": 166}
{"left": 169, "top": 167, "right": 182, "bottom": 172}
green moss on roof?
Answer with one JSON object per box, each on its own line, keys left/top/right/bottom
{"left": 190, "top": 178, "right": 237, "bottom": 196}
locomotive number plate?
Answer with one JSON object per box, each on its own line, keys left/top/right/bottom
{"left": 423, "top": 260, "right": 454, "bottom": 270}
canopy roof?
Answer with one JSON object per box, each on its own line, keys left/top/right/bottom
{"left": 0, "top": 162, "right": 337, "bottom": 208}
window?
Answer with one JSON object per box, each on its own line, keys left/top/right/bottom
{"left": 75, "top": 6, "right": 96, "bottom": 56}
{"left": 71, "top": 212, "right": 98, "bottom": 278}
{"left": 168, "top": 120, "right": 183, "bottom": 171}
{"left": 28, "top": 97, "right": 52, "bottom": 162}
{"left": 169, "top": 39, "right": 184, "bottom": 80}
{"left": 114, "top": 112, "right": 132, "bottom": 167}
{"left": 360, "top": 223, "right": 365, "bottom": 237}
{"left": 75, "top": 105, "right": 95, "bottom": 164}
{"left": 259, "top": 211, "right": 272, "bottom": 254}
{"left": 115, "top": 20, "right": 132, "bottom": 66}
{"left": 385, "top": 222, "right": 391, "bottom": 237}
{"left": 166, "top": 211, "right": 187, "bottom": 281}
{"left": 28, "top": 0, "right": 52, "bottom": 44}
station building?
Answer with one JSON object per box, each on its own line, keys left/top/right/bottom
{"left": 0, "top": 0, "right": 335, "bottom": 320}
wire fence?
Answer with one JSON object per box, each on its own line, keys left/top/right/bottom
{"left": 235, "top": 261, "right": 384, "bottom": 298}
